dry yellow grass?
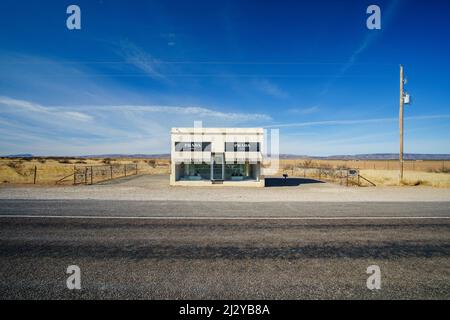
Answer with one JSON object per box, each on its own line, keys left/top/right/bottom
{"left": 276, "top": 159, "right": 450, "bottom": 188}
{"left": 0, "top": 158, "right": 170, "bottom": 185}
{"left": 1, "top": 157, "right": 449, "bottom": 188}
{"left": 359, "top": 169, "right": 450, "bottom": 188}
{"left": 279, "top": 158, "right": 450, "bottom": 172}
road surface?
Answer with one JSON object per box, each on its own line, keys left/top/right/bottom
{"left": 0, "top": 199, "right": 449, "bottom": 299}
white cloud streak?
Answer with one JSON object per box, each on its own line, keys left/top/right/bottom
{"left": 253, "top": 79, "right": 288, "bottom": 98}
{"left": 0, "top": 96, "right": 93, "bottom": 122}
{"left": 75, "top": 104, "right": 271, "bottom": 122}
{"left": 0, "top": 96, "right": 272, "bottom": 155}
{"left": 266, "top": 114, "right": 450, "bottom": 128}
{"left": 116, "top": 40, "right": 167, "bottom": 81}
{"left": 287, "top": 106, "right": 320, "bottom": 115}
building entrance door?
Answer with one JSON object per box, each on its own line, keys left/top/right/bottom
{"left": 211, "top": 153, "right": 224, "bottom": 181}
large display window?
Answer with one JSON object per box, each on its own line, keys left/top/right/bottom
{"left": 179, "top": 163, "right": 211, "bottom": 180}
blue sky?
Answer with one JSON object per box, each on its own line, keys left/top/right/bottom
{"left": 0, "top": 0, "right": 449, "bottom": 156}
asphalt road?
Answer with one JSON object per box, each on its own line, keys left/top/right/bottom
{"left": 0, "top": 199, "right": 449, "bottom": 299}
{"left": 1, "top": 199, "right": 450, "bottom": 218}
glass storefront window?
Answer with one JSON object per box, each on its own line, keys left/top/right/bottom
{"left": 179, "top": 163, "right": 211, "bottom": 180}
{"left": 225, "top": 163, "right": 249, "bottom": 180}
{"left": 177, "top": 162, "right": 258, "bottom": 182}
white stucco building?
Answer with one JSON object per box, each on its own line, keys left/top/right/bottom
{"left": 170, "top": 127, "right": 264, "bottom": 187}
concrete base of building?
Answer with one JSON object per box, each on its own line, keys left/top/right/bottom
{"left": 170, "top": 179, "right": 265, "bottom": 187}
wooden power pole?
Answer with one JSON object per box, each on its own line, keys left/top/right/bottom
{"left": 399, "top": 65, "right": 404, "bottom": 182}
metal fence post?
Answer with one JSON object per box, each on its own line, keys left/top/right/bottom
{"left": 90, "top": 166, "right": 93, "bottom": 184}
{"left": 33, "top": 165, "right": 37, "bottom": 184}
{"left": 110, "top": 165, "right": 113, "bottom": 179}
{"left": 124, "top": 164, "right": 127, "bottom": 177}
{"left": 135, "top": 163, "right": 138, "bottom": 175}
{"left": 73, "top": 166, "right": 76, "bottom": 185}
{"left": 346, "top": 171, "right": 349, "bottom": 187}
{"left": 84, "top": 167, "right": 88, "bottom": 185}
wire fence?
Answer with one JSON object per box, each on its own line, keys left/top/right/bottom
{"left": 282, "top": 159, "right": 449, "bottom": 172}
{"left": 71, "top": 163, "right": 138, "bottom": 185}
{"left": 281, "top": 166, "right": 376, "bottom": 186}
{"left": 0, "top": 158, "right": 171, "bottom": 185}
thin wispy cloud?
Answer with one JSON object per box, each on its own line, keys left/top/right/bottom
{"left": 253, "top": 79, "right": 288, "bottom": 98}
{"left": 287, "top": 106, "right": 320, "bottom": 115}
{"left": 266, "top": 114, "right": 450, "bottom": 128}
{"left": 0, "top": 96, "right": 272, "bottom": 155}
{"left": 73, "top": 104, "right": 271, "bottom": 122}
{"left": 0, "top": 96, "right": 272, "bottom": 123}
{"left": 115, "top": 40, "right": 167, "bottom": 81}
{"left": 0, "top": 96, "right": 93, "bottom": 122}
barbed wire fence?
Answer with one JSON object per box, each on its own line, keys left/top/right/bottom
{"left": 58, "top": 163, "right": 138, "bottom": 185}
{"left": 280, "top": 166, "right": 376, "bottom": 186}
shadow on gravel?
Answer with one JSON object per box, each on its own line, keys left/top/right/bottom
{"left": 265, "top": 178, "right": 324, "bottom": 187}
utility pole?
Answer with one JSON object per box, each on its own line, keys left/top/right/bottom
{"left": 399, "top": 65, "right": 404, "bottom": 181}
{"left": 399, "top": 65, "right": 411, "bottom": 182}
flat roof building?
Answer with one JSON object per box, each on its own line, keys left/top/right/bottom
{"left": 170, "top": 127, "right": 264, "bottom": 187}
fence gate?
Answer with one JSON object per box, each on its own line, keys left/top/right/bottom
{"left": 73, "top": 163, "right": 138, "bottom": 185}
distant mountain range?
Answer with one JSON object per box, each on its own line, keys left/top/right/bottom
{"left": 2, "top": 153, "right": 170, "bottom": 159}
{"left": 79, "top": 154, "right": 171, "bottom": 159}
{"left": 279, "top": 153, "right": 450, "bottom": 160}
{"left": 2, "top": 153, "right": 34, "bottom": 158}
{"left": 3, "top": 153, "right": 450, "bottom": 160}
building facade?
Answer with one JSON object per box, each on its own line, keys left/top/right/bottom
{"left": 170, "top": 127, "right": 264, "bottom": 186}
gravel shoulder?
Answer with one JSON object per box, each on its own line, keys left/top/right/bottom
{"left": 0, "top": 174, "right": 449, "bottom": 202}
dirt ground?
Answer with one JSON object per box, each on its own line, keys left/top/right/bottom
{"left": 1, "top": 174, "right": 449, "bottom": 202}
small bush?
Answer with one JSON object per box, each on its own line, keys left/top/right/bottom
{"left": 282, "top": 164, "right": 294, "bottom": 171}
{"left": 6, "top": 161, "right": 33, "bottom": 176}
{"left": 7, "top": 161, "right": 23, "bottom": 169}
{"left": 300, "top": 159, "right": 316, "bottom": 168}
{"left": 147, "top": 159, "right": 157, "bottom": 168}
{"left": 58, "top": 159, "right": 71, "bottom": 164}
{"left": 429, "top": 167, "right": 450, "bottom": 174}
{"left": 157, "top": 161, "right": 170, "bottom": 167}
{"left": 400, "top": 179, "right": 424, "bottom": 186}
